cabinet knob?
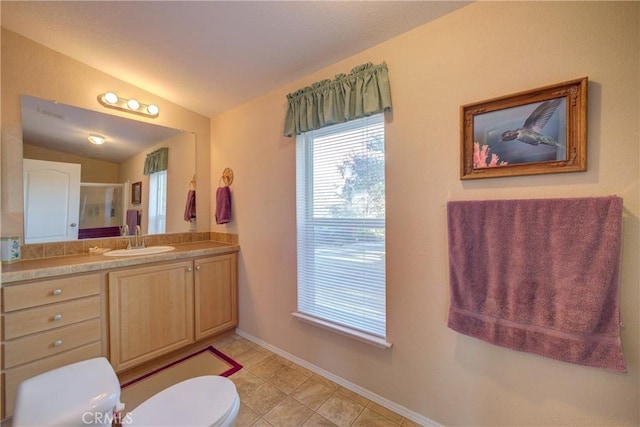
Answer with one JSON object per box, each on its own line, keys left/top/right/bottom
{"left": 70, "top": 223, "right": 77, "bottom": 228}
{"left": 53, "top": 314, "right": 63, "bottom": 321}
{"left": 196, "top": 266, "right": 201, "bottom": 271}
{"left": 52, "top": 289, "right": 63, "bottom": 296}
{"left": 187, "top": 267, "right": 193, "bottom": 272}
{"left": 54, "top": 340, "right": 63, "bottom": 347}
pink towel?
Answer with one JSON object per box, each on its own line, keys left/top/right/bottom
{"left": 215, "top": 186, "right": 231, "bottom": 224}
{"left": 184, "top": 190, "right": 196, "bottom": 222}
{"left": 446, "top": 196, "right": 626, "bottom": 372}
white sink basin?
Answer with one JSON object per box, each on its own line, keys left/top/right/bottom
{"left": 104, "top": 246, "right": 175, "bottom": 257}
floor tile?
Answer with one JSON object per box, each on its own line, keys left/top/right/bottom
{"left": 269, "top": 367, "right": 311, "bottom": 394}
{"left": 248, "top": 355, "right": 289, "bottom": 380}
{"left": 250, "top": 418, "right": 274, "bottom": 427}
{"left": 301, "top": 413, "right": 339, "bottom": 427}
{"left": 230, "top": 370, "right": 265, "bottom": 400}
{"left": 352, "top": 407, "right": 402, "bottom": 427}
{"left": 235, "top": 403, "right": 261, "bottom": 427}
{"left": 337, "top": 386, "right": 370, "bottom": 406}
{"left": 250, "top": 343, "right": 275, "bottom": 355}
{"left": 288, "top": 363, "right": 314, "bottom": 378}
{"left": 291, "top": 378, "right": 335, "bottom": 411}
{"left": 317, "top": 393, "right": 365, "bottom": 427}
{"left": 400, "top": 418, "right": 423, "bottom": 426}
{"left": 310, "top": 373, "right": 340, "bottom": 390}
{"left": 264, "top": 397, "right": 314, "bottom": 427}
{"left": 367, "top": 401, "right": 405, "bottom": 424}
{"left": 242, "top": 382, "right": 288, "bottom": 415}
{"left": 216, "top": 336, "right": 254, "bottom": 357}
{"left": 271, "top": 354, "right": 293, "bottom": 367}
{"left": 235, "top": 347, "right": 271, "bottom": 368}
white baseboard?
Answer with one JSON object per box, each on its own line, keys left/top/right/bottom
{"left": 235, "top": 329, "right": 441, "bottom": 427}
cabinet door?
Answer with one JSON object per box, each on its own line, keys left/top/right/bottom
{"left": 194, "top": 254, "right": 238, "bottom": 340}
{"left": 109, "top": 260, "right": 194, "bottom": 372}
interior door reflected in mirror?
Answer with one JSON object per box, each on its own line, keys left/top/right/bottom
{"left": 21, "top": 95, "right": 196, "bottom": 243}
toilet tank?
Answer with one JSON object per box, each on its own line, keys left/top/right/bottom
{"left": 13, "top": 357, "right": 123, "bottom": 427}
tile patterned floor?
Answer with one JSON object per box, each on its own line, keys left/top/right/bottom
{"left": 215, "top": 334, "right": 421, "bottom": 427}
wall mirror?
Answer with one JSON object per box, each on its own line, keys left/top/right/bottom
{"left": 21, "top": 95, "right": 196, "bottom": 243}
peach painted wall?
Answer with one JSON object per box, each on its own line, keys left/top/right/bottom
{"left": 1, "top": 29, "right": 211, "bottom": 237}
{"left": 211, "top": 2, "right": 639, "bottom": 426}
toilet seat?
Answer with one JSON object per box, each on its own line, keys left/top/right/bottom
{"left": 13, "top": 358, "right": 123, "bottom": 427}
{"left": 127, "top": 375, "right": 240, "bottom": 427}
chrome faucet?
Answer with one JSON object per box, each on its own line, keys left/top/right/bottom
{"left": 131, "top": 225, "right": 145, "bottom": 249}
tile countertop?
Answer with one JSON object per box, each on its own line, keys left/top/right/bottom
{"left": 0, "top": 241, "right": 240, "bottom": 284}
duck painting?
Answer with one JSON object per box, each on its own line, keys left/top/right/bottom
{"left": 498, "top": 98, "right": 562, "bottom": 147}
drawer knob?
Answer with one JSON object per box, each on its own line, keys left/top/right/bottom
{"left": 54, "top": 340, "right": 63, "bottom": 347}
{"left": 53, "top": 314, "right": 63, "bottom": 321}
{"left": 52, "top": 289, "right": 63, "bottom": 296}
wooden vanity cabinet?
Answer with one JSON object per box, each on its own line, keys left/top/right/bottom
{"left": 108, "top": 260, "right": 194, "bottom": 372}
{"left": 194, "top": 253, "right": 238, "bottom": 340}
{"left": 1, "top": 273, "right": 105, "bottom": 418}
{"left": 109, "top": 253, "right": 238, "bottom": 373}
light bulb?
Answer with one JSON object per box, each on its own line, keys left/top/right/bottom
{"left": 146, "top": 104, "right": 159, "bottom": 115}
{"left": 127, "top": 99, "right": 140, "bottom": 110}
{"left": 88, "top": 134, "right": 106, "bottom": 145}
{"left": 104, "top": 92, "right": 118, "bottom": 104}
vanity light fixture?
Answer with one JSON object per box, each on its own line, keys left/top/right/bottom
{"left": 88, "top": 134, "right": 106, "bottom": 145}
{"left": 98, "top": 92, "right": 160, "bottom": 118}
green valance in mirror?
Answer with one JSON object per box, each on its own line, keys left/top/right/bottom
{"left": 143, "top": 147, "right": 169, "bottom": 175}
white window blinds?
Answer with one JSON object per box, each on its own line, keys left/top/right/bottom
{"left": 148, "top": 170, "right": 167, "bottom": 234}
{"left": 296, "top": 114, "right": 386, "bottom": 339}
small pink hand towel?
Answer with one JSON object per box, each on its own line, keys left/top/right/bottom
{"left": 215, "top": 186, "right": 231, "bottom": 224}
{"left": 184, "top": 189, "right": 196, "bottom": 222}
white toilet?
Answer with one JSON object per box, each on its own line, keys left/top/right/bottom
{"left": 13, "top": 357, "right": 240, "bottom": 427}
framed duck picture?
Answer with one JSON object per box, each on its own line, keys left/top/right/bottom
{"left": 460, "top": 77, "right": 587, "bottom": 179}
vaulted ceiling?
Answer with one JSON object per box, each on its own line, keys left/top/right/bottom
{"left": 2, "top": 1, "right": 470, "bottom": 117}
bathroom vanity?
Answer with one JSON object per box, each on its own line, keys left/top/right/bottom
{"left": 109, "top": 253, "right": 237, "bottom": 371}
{"left": 0, "top": 240, "right": 239, "bottom": 419}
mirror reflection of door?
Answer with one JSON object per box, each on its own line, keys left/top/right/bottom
{"left": 23, "top": 159, "right": 80, "bottom": 243}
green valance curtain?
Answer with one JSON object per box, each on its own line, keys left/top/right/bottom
{"left": 143, "top": 147, "right": 169, "bottom": 175}
{"left": 283, "top": 62, "right": 392, "bottom": 137}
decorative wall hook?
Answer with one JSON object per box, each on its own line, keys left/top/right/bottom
{"left": 219, "top": 168, "right": 234, "bottom": 187}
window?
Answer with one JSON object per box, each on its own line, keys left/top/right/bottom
{"left": 295, "top": 114, "right": 388, "bottom": 347}
{"left": 148, "top": 170, "right": 167, "bottom": 234}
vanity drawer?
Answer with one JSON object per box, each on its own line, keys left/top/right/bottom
{"left": 3, "top": 341, "right": 102, "bottom": 418}
{"left": 3, "top": 296, "right": 100, "bottom": 340}
{"left": 2, "top": 274, "right": 100, "bottom": 312}
{"left": 3, "top": 319, "right": 101, "bottom": 369}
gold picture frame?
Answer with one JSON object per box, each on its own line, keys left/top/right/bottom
{"left": 132, "top": 181, "right": 142, "bottom": 204}
{"left": 460, "top": 77, "right": 587, "bottom": 180}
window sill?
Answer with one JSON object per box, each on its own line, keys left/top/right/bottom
{"left": 292, "top": 312, "right": 392, "bottom": 349}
